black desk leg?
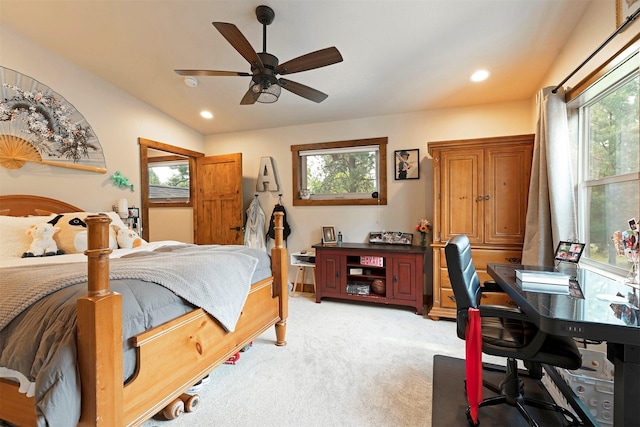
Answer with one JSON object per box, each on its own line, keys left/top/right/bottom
{"left": 607, "top": 342, "right": 640, "bottom": 427}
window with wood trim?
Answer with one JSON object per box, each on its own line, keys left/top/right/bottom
{"left": 138, "top": 137, "right": 203, "bottom": 241}
{"left": 569, "top": 48, "right": 639, "bottom": 275}
{"left": 291, "top": 137, "right": 388, "bottom": 206}
{"left": 148, "top": 151, "right": 191, "bottom": 203}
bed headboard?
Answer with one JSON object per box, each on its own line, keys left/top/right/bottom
{"left": 0, "top": 194, "right": 83, "bottom": 216}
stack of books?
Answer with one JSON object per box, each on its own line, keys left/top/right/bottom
{"left": 515, "top": 270, "right": 570, "bottom": 294}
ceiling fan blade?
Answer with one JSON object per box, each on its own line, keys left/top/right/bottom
{"left": 175, "top": 70, "right": 252, "bottom": 77}
{"left": 240, "top": 87, "right": 258, "bottom": 105}
{"left": 279, "top": 78, "right": 328, "bottom": 103}
{"left": 212, "top": 22, "right": 263, "bottom": 70}
{"left": 275, "top": 47, "right": 343, "bottom": 75}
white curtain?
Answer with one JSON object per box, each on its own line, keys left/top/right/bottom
{"left": 521, "top": 87, "right": 577, "bottom": 266}
{"left": 244, "top": 196, "right": 266, "bottom": 252}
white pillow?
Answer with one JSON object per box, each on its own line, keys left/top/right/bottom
{"left": 0, "top": 215, "right": 56, "bottom": 257}
{"left": 100, "top": 211, "right": 130, "bottom": 232}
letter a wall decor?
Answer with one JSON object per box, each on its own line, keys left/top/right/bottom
{"left": 256, "top": 156, "right": 280, "bottom": 192}
{"left": 0, "top": 66, "right": 106, "bottom": 173}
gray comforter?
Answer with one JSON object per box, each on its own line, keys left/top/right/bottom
{"left": 0, "top": 244, "right": 272, "bottom": 427}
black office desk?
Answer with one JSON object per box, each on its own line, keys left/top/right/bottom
{"left": 488, "top": 263, "right": 640, "bottom": 427}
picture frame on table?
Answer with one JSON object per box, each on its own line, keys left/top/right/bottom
{"left": 554, "top": 241, "right": 586, "bottom": 263}
{"left": 322, "top": 225, "right": 337, "bottom": 245}
{"left": 617, "top": 0, "right": 640, "bottom": 27}
{"left": 394, "top": 149, "right": 419, "bottom": 180}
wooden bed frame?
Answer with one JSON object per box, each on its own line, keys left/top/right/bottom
{"left": 0, "top": 194, "right": 289, "bottom": 426}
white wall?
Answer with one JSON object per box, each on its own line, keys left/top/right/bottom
{"left": 539, "top": 0, "right": 639, "bottom": 89}
{"left": 0, "top": 25, "right": 205, "bottom": 215}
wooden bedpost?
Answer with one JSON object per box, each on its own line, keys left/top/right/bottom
{"left": 77, "top": 215, "right": 123, "bottom": 426}
{"left": 271, "top": 212, "right": 288, "bottom": 346}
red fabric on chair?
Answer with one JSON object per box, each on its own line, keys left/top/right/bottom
{"left": 465, "top": 307, "right": 483, "bottom": 424}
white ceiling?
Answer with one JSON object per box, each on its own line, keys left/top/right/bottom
{"left": 0, "top": 0, "right": 590, "bottom": 135}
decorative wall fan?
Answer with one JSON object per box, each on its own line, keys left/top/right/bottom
{"left": 175, "top": 5, "right": 343, "bottom": 105}
{"left": 0, "top": 67, "right": 106, "bottom": 173}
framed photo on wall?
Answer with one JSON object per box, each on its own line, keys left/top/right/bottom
{"left": 394, "top": 149, "right": 419, "bottom": 180}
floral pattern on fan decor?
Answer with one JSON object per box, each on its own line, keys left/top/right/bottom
{"left": 0, "top": 66, "right": 106, "bottom": 173}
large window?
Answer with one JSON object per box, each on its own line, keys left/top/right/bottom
{"left": 291, "top": 137, "right": 387, "bottom": 206}
{"left": 571, "top": 50, "right": 639, "bottom": 274}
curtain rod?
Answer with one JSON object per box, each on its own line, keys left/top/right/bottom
{"left": 552, "top": 8, "right": 640, "bottom": 94}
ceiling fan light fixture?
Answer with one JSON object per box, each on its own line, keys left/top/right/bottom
{"left": 251, "top": 80, "right": 281, "bottom": 103}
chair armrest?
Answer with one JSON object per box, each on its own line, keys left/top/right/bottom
{"left": 456, "top": 305, "right": 528, "bottom": 340}
{"left": 482, "top": 280, "right": 503, "bottom": 293}
{"left": 478, "top": 304, "right": 525, "bottom": 320}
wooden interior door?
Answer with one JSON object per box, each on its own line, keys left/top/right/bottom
{"left": 440, "top": 149, "right": 483, "bottom": 243}
{"left": 195, "top": 153, "right": 243, "bottom": 245}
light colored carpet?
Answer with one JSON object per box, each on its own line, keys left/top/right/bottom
{"left": 142, "top": 293, "right": 492, "bottom": 427}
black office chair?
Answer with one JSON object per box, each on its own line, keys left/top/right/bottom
{"left": 445, "top": 234, "right": 582, "bottom": 427}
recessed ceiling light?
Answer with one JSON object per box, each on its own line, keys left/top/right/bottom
{"left": 200, "top": 111, "right": 213, "bottom": 119}
{"left": 184, "top": 77, "right": 199, "bottom": 87}
{"left": 470, "top": 70, "right": 490, "bottom": 82}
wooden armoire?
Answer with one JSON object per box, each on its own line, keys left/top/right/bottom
{"left": 427, "top": 134, "right": 534, "bottom": 320}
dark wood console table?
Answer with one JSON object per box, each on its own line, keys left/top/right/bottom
{"left": 312, "top": 243, "right": 428, "bottom": 314}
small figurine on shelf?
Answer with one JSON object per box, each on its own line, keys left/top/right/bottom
{"left": 416, "top": 219, "right": 432, "bottom": 248}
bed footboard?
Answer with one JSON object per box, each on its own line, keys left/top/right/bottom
{"left": 82, "top": 212, "right": 288, "bottom": 426}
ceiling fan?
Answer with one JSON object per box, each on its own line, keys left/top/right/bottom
{"left": 175, "top": 5, "right": 343, "bottom": 105}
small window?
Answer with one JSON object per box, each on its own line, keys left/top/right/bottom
{"left": 291, "top": 137, "right": 387, "bottom": 206}
{"left": 148, "top": 153, "right": 190, "bottom": 203}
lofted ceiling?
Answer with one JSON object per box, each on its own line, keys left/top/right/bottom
{"left": 0, "top": 0, "right": 591, "bottom": 135}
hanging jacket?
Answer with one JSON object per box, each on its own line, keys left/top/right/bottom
{"left": 267, "top": 203, "right": 291, "bottom": 242}
{"left": 244, "top": 197, "right": 266, "bottom": 252}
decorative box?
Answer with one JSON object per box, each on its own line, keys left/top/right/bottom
{"left": 360, "top": 256, "right": 384, "bottom": 267}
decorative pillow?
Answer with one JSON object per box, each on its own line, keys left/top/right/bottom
{"left": 48, "top": 212, "right": 118, "bottom": 254}
{"left": 114, "top": 226, "right": 145, "bottom": 249}
{"left": 0, "top": 215, "right": 56, "bottom": 257}
{"left": 100, "top": 211, "right": 130, "bottom": 232}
